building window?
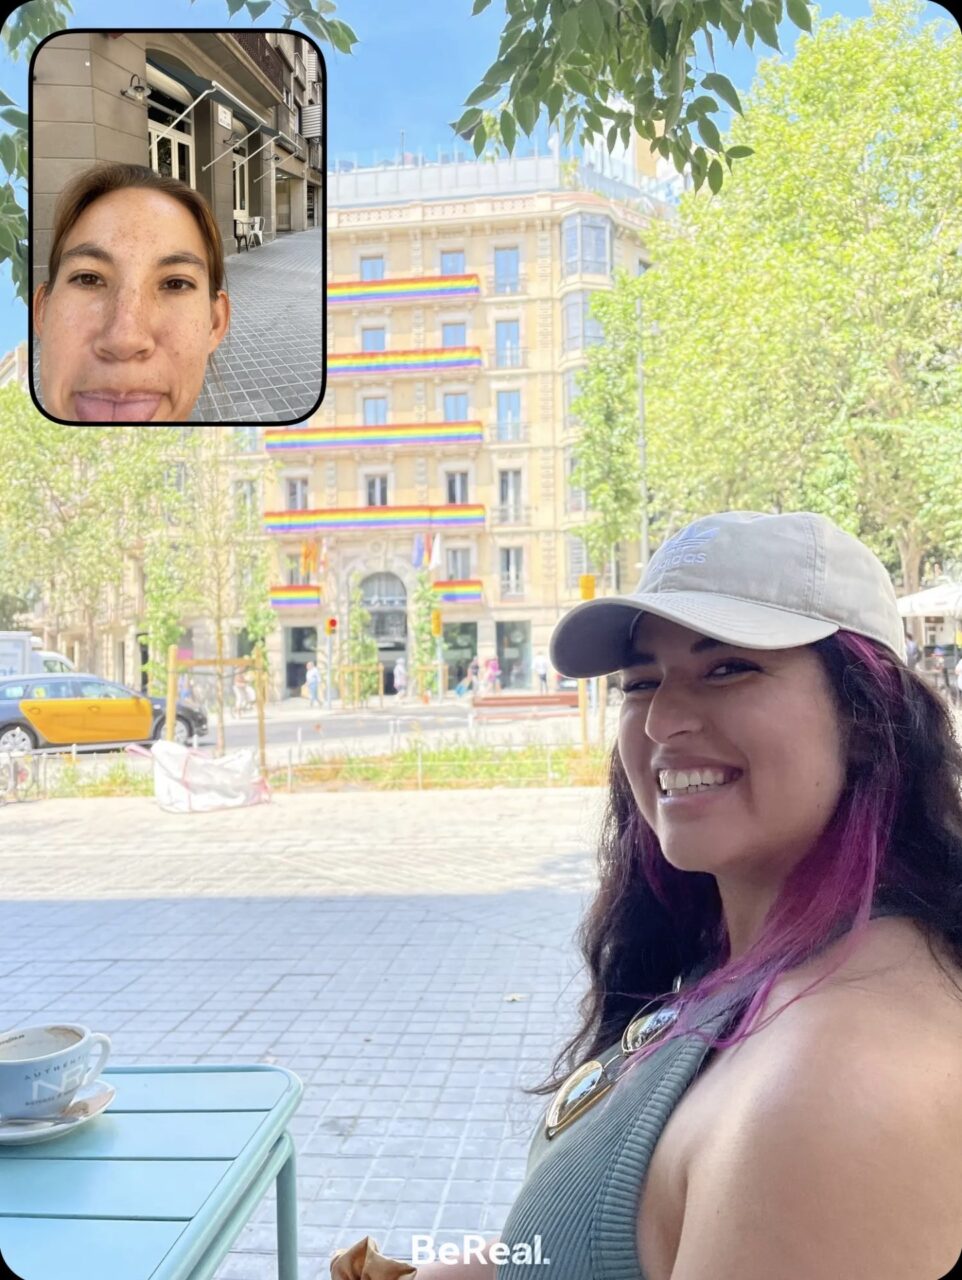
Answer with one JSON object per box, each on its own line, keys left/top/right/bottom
{"left": 147, "top": 81, "right": 195, "bottom": 187}
{"left": 563, "top": 292, "right": 603, "bottom": 353}
{"left": 494, "top": 318, "right": 521, "bottom": 367}
{"left": 498, "top": 469, "right": 523, "bottom": 521}
{"left": 500, "top": 547, "right": 524, "bottom": 596}
{"left": 360, "top": 255, "right": 385, "bottom": 280}
{"left": 363, "top": 396, "right": 388, "bottom": 425}
{"left": 496, "top": 389, "right": 521, "bottom": 441}
{"left": 566, "top": 535, "right": 589, "bottom": 588}
{"left": 232, "top": 142, "right": 248, "bottom": 217}
{"left": 286, "top": 477, "right": 309, "bottom": 510}
{"left": 233, "top": 425, "right": 259, "bottom": 451}
{"left": 446, "top": 471, "right": 469, "bottom": 504}
{"left": 562, "top": 213, "right": 613, "bottom": 276}
{"left": 286, "top": 553, "right": 306, "bottom": 586}
{"left": 565, "top": 448, "right": 586, "bottom": 513}
{"left": 234, "top": 478, "right": 257, "bottom": 517}
{"left": 493, "top": 246, "right": 520, "bottom": 293}
{"left": 444, "top": 392, "right": 469, "bottom": 421}
{"left": 442, "top": 321, "right": 467, "bottom": 348}
{"left": 440, "top": 249, "right": 465, "bottom": 275}
{"left": 361, "top": 326, "right": 386, "bottom": 352}
{"left": 447, "top": 547, "right": 471, "bottom": 579}
{"left": 564, "top": 368, "right": 583, "bottom": 425}
{"left": 366, "top": 474, "right": 389, "bottom": 506}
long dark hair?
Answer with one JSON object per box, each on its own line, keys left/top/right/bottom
{"left": 530, "top": 630, "right": 962, "bottom": 1095}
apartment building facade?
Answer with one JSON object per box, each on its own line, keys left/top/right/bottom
{"left": 260, "top": 147, "right": 666, "bottom": 696}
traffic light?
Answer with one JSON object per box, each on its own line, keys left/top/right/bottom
{"left": 430, "top": 609, "right": 442, "bottom": 638}
{"left": 325, "top": 617, "right": 337, "bottom": 637}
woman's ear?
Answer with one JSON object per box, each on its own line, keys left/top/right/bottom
{"left": 208, "top": 291, "right": 230, "bottom": 352}
{"left": 32, "top": 282, "right": 49, "bottom": 338}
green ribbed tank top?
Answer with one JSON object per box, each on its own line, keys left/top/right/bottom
{"left": 496, "top": 905, "right": 907, "bottom": 1280}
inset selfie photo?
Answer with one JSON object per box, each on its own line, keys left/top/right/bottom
{"left": 28, "top": 27, "right": 325, "bottom": 424}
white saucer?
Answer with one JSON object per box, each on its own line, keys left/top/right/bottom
{"left": 0, "top": 1078, "right": 116, "bottom": 1145}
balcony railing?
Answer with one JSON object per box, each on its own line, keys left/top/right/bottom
{"left": 500, "top": 576, "right": 525, "bottom": 598}
{"left": 233, "top": 32, "right": 285, "bottom": 93}
{"left": 274, "top": 103, "right": 298, "bottom": 145}
{"left": 491, "top": 504, "right": 530, "bottom": 526}
{"left": 485, "top": 271, "right": 526, "bottom": 295}
{"left": 294, "top": 52, "right": 306, "bottom": 87}
{"left": 489, "top": 346, "right": 527, "bottom": 369}
{"left": 487, "top": 421, "right": 528, "bottom": 445}
{"left": 308, "top": 141, "right": 322, "bottom": 172}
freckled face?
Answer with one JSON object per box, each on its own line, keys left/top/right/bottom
{"left": 33, "top": 188, "right": 230, "bottom": 423}
{"left": 616, "top": 615, "right": 849, "bottom": 886}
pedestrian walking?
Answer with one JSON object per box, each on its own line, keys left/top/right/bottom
{"left": 933, "top": 646, "right": 951, "bottom": 699}
{"left": 232, "top": 668, "right": 249, "bottom": 717}
{"left": 483, "top": 654, "right": 501, "bottom": 695}
{"left": 467, "top": 653, "right": 480, "bottom": 692}
{"left": 305, "top": 659, "right": 321, "bottom": 708}
{"left": 393, "top": 657, "right": 407, "bottom": 700}
{"left": 332, "top": 510, "right": 962, "bottom": 1280}
{"left": 533, "top": 651, "right": 550, "bottom": 695}
{"left": 905, "top": 633, "right": 920, "bottom": 672}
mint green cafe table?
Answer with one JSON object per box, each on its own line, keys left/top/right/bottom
{"left": 0, "top": 1064, "right": 303, "bottom": 1280}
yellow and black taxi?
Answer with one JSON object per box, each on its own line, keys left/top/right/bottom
{"left": 0, "top": 674, "right": 156, "bottom": 752}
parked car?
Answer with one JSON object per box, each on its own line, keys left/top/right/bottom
{"left": 0, "top": 673, "right": 154, "bottom": 752}
{"left": 147, "top": 694, "right": 209, "bottom": 746}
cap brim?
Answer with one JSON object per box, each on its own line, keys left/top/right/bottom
{"left": 549, "top": 592, "right": 840, "bottom": 678}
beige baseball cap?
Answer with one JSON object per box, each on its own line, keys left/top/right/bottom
{"left": 549, "top": 511, "right": 907, "bottom": 678}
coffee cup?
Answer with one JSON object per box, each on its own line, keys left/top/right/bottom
{"left": 0, "top": 1024, "right": 111, "bottom": 1121}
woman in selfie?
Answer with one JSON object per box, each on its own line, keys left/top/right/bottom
{"left": 32, "top": 162, "right": 230, "bottom": 424}
{"left": 334, "top": 510, "right": 962, "bottom": 1280}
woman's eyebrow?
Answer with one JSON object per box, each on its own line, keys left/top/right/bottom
{"left": 61, "top": 242, "right": 206, "bottom": 271}
{"left": 627, "top": 636, "right": 726, "bottom": 666}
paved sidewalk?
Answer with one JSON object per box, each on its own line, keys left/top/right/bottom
{"left": 193, "top": 228, "right": 325, "bottom": 424}
{"left": 0, "top": 788, "right": 604, "bottom": 1278}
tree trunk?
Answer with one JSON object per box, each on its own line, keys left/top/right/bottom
{"left": 215, "top": 624, "right": 225, "bottom": 755}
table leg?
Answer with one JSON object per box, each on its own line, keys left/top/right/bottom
{"left": 276, "top": 1141, "right": 299, "bottom": 1280}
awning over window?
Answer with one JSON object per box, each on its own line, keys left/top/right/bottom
{"left": 146, "top": 55, "right": 275, "bottom": 136}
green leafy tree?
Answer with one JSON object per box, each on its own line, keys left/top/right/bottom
{"left": 631, "top": 0, "right": 962, "bottom": 594}
{"left": 0, "top": 1, "right": 358, "bottom": 304}
{"left": 455, "top": 0, "right": 816, "bottom": 190}
{"left": 140, "top": 534, "right": 194, "bottom": 696}
{"left": 345, "top": 572, "right": 379, "bottom": 700}
{"left": 569, "top": 271, "right": 645, "bottom": 591}
{"left": 0, "top": 384, "right": 182, "bottom": 669}
{"left": 410, "top": 569, "right": 438, "bottom": 696}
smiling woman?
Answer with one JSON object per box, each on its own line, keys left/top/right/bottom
{"left": 32, "top": 163, "right": 231, "bottom": 424}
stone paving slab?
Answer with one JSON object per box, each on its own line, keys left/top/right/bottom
{"left": 0, "top": 789, "right": 604, "bottom": 1277}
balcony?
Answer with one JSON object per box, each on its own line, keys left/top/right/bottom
{"left": 486, "top": 421, "right": 529, "bottom": 445}
{"left": 264, "top": 421, "right": 484, "bottom": 453}
{"left": 485, "top": 270, "right": 526, "bottom": 295}
{"left": 499, "top": 576, "right": 525, "bottom": 599}
{"left": 329, "top": 346, "right": 483, "bottom": 378}
{"left": 491, "top": 504, "right": 530, "bottom": 527}
{"left": 294, "top": 52, "right": 306, "bottom": 88}
{"left": 328, "top": 273, "right": 481, "bottom": 307}
{"left": 564, "top": 491, "right": 587, "bottom": 515}
{"left": 488, "top": 346, "right": 528, "bottom": 370}
{"left": 274, "top": 103, "right": 298, "bottom": 147}
{"left": 308, "top": 141, "right": 322, "bottom": 173}
{"left": 232, "top": 32, "right": 285, "bottom": 93}
{"left": 263, "top": 503, "right": 487, "bottom": 535}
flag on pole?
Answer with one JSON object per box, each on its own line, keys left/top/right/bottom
{"left": 411, "top": 533, "right": 425, "bottom": 567}
{"left": 424, "top": 533, "right": 433, "bottom": 566}
{"left": 429, "top": 531, "right": 442, "bottom": 571}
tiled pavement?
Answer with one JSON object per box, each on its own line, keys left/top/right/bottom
{"left": 0, "top": 788, "right": 604, "bottom": 1277}
{"left": 193, "top": 228, "right": 325, "bottom": 424}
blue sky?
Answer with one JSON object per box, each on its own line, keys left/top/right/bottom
{"left": 0, "top": 0, "right": 955, "bottom": 355}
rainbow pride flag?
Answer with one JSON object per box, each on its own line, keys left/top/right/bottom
{"left": 329, "top": 274, "right": 480, "bottom": 305}
{"left": 270, "top": 585, "right": 321, "bottom": 608}
{"left": 263, "top": 505, "right": 486, "bottom": 534}
{"left": 330, "top": 347, "right": 482, "bottom": 376}
{"left": 432, "top": 579, "right": 483, "bottom": 603}
{"left": 265, "top": 422, "right": 483, "bottom": 451}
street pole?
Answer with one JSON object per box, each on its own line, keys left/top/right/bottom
{"left": 636, "top": 295, "right": 651, "bottom": 571}
{"left": 436, "top": 636, "right": 444, "bottom": 704}
{"left": 325, "top": 627, "right": 333, "bottom": 709}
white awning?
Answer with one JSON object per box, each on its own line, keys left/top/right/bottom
{"left": 896, "top": 583, "right": 962, "bottom": 619}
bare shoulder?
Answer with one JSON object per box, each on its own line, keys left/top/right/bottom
{"left": 672, "top": 918, "right": 962, "bottom": 1279}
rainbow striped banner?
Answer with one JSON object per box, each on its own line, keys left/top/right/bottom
{"left": 330, "top": 347, "right": 482, "bottom": 376}
{"left": 432, "top": 580, "right": 483, "bottom": 603}
{"left": 329, "top": 274, "right": 480, "bottom": 305}
{"left": 271, "top": 585, "right": 320, "bottom": 608}
{"left": 264, "top": 505, "right": 486, "bottom": 535}
{"left": 265, "top": 422, "right": 483, "bottom": 451}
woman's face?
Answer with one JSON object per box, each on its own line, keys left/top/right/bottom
{"left": 617, "top": 614, "right": 850, "bottom": 889}
{"left": 33, "top": 187, "right": 230, "bottom": 423}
